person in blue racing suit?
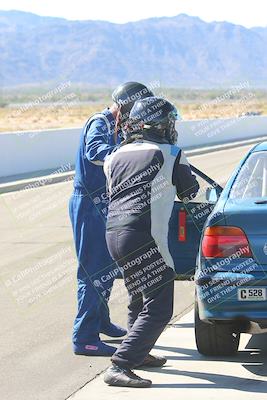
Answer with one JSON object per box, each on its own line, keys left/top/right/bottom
{"left": 103, "top": 96, "right": 200, "bottom": 385}
{"left": 69, "top": 82, "right": 154, "bottom": 356}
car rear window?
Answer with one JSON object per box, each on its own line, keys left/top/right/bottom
{"left": 230, "top": 151, "right": 267, "bottom": 199}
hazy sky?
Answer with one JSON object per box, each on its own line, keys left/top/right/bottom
{"left": 0, "top": 0, "right": 266, "bottom": 27}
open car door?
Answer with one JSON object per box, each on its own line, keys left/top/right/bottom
{"left": 168, "top": 165, "right": 222, "bottom": 280}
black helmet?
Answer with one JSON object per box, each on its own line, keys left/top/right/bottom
{"left": 112, "top": 82, "right": 154, "bottom": 122}
{"left": 125, "top": 96, "right": 180, "bottom": 144}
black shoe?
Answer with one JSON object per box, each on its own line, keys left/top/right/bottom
{"left": 104, "top": 363, "right": 152, "bottom": 388}
{"left": 136, "top": 354, "right": 167, "bottom": 368}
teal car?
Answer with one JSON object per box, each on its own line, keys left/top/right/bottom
{"left": 169, "top": 142, "right": 267, "bottom": 356}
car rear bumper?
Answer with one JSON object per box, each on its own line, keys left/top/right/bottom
{"left": 195, "top": 269, "right": 267, "bottom": 327}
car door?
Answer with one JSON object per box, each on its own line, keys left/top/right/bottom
{"left": 168, "top": 165, "right": 222, "bottom": 279}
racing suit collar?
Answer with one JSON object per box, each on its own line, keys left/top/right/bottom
{"left": 142, "top": 130, "right": 170, "bottom": 144}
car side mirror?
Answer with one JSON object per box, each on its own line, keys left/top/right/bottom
{"left": 206, "top": 187, "right": 219, "bottom": 203}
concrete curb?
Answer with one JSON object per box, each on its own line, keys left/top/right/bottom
{"left": 1, "top": 135, "right": 267, "bottom": 194}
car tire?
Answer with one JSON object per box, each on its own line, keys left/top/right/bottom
{"left": 194, "top": 301, "right": 240, "bottom": 356}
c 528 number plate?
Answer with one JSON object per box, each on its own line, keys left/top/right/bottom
{"left": 238, "top": 288, "right": 266, "bottom": 301}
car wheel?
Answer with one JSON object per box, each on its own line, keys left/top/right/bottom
{"left": 194, "top": 301, "right": 240, "bottom": 356}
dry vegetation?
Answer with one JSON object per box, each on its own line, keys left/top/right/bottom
{"left": 0, "top": 87, "right": 266, "bottom": 133}
{"left": 0, "top": 104, "right": 107, "bottom": 132}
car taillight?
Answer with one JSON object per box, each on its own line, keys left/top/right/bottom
{"left": 202, "top": 226, "right": 252, "bottom": 258}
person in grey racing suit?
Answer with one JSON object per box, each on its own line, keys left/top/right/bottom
{"left": 103, "top": 96, "right": 199, "bottom": 387}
